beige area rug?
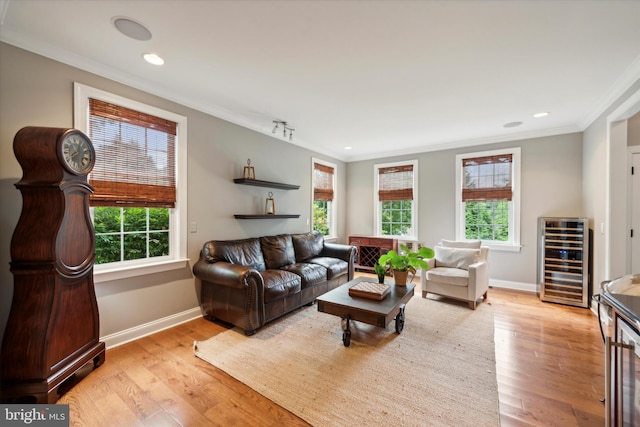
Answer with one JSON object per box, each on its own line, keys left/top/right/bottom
{"left": 194, "top": 296, "right": 499, "bottom": 426}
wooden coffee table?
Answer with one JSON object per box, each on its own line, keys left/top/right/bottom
{"left": 316, "top": 277, "right": 415, "bottom": 347}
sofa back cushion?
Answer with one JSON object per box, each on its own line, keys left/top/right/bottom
{"left": 260, "top": 234, "right": 296, "bottom": 269}
{"left": 292, "top": 231, "right": 324, "bottom": 262}
{"left": 440, "top": 239, "right": 482, "bottom": 249}
{"left": 434, "top": 246, "right": 481, "bottom": 271}
{"left": 202, "top": 238, "right": 266, "bottom": 271}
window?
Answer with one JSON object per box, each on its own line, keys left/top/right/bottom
{"left": 74, "top": 83, "right": 188, "bottom": 280}
{"left": 455, "top": 148, "right": 521, "bottom": 251}
{"left": 374, "top": 160, "right": 418, "bottom": 237}
{"left": 312, "top": 159, "right": 336, "bottom": 237}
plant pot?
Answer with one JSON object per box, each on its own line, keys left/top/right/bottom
{"left": 393, "top": 270, "right": 408, "bottom": 286}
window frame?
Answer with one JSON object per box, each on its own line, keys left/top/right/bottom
{"left": 455, "top": 147, "right": 521, "bottom": 252}
{"left": 311, "top": 158, "right": 337, "bottom": 239}
{"left": 74, "top": 82, "right": 188, "bottom": 282}
{"left": 374, "top": 159, "right": 418, "bottom": 239}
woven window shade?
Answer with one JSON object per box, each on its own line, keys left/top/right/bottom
{"left": 378, "top": 164, "right": 413, "bottom": 201}
{"left": 462, "top": 154, "right": 512, "bottom": 202}
{"left": 88, "top": 98, "right": 177, "bottom": 208}
{"left": 313, "top": 163, "right": 334, "bottom": 201}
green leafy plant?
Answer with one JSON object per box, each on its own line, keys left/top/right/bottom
{"left": 378, "top": 244, "right": 435, "bottom": 275}
{"left": 374, "top": 262, "right": 387, "bottom": 282}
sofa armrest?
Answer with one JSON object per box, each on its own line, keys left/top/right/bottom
{"left": 193, "top": 258, "right": 262, "bottom": 290}
{"left": 320, "top": 242, "right": 357, "bottom": 280}
{"left": 467, "top": 261, "right": 489, "bottom": 300}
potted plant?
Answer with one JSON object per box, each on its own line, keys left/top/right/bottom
{"left": 374, "top": 262, "right": 387, "bottom": 284}
{"left": 378, "top": 244, "right": 435, "bottom": 286}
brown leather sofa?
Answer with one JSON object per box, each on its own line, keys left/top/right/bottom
{"left": 193, "top": 231, "right": 356, "bottom": 335}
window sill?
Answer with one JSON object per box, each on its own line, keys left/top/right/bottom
{"left": 483, "top": 243, "right": 521, "bottom": 253}
{"left": 94, "top": 258, "right": 190, "bottom": 283}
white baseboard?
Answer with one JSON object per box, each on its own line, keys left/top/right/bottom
{"left": 101, "top": 307, "right": 203, "bottom": 349}
{"left": 489, "top": 279, "right": 537, "bottom": 293}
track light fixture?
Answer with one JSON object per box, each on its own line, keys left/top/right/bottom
{"left": 272, "top": 120, "right": 295, "bottom": 141}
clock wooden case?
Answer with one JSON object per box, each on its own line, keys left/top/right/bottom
{"left": 1, "top": 126, "right": 105, "bottom": 403}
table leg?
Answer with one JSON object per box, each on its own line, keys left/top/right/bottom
{"left": 395, "top": 304, "right": 406, "bottom": 333}
{"left": 341, "top": 316, "right": 352, "bottom": 347}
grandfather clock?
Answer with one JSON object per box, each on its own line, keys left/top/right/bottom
{"left": 1, "top": 127, "right": 105, "bottom": 403}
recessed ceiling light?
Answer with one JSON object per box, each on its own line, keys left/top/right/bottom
{"left": 533, "top": 112, "right": 550, "bottom": 118}
{"left": 143, "top": 53, "right": 165, "bottom": 66}
{"left": 344, "top": 146, "right": 352, "bottom": 150}
{"left": 113, "top": 17, "right": 152, "bottom": 41}
{"left": 503, "top": 121, "right": 523, "bottom": 128}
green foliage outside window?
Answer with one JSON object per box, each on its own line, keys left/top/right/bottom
{"left": 464, "top": 201, "right": 509, "bottom": 241}
{"left": 313, "top": 200, "right": 330, "bottom": 236}
{"left": 94, "top": 207, "right": 170, "bottom": 264}
{"left": 381, "top": 200, "right": 412, "bottom": 236}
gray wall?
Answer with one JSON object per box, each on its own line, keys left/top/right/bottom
{"left": 347, "top": 133, "right": 584, "bottom": 287}
{"left": 583, "top": 79, "right": 640, "bottom": 289}
{"left": 0, "top": 43, "right": 347, "bottom": 349}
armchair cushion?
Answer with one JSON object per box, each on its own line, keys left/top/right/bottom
{"left": 440, "top": 239, "right": 481, "bottom": 249}
{"left": 426, "top": 267, "right": 470, "bottom": 287}
{"left": 434, "top": 246, "right": 481, "bottom": 270}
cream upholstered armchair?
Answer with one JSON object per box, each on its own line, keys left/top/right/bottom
{"left": 420, "top": 240, "right": 489, "bottom": 309}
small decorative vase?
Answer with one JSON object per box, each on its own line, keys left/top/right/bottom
{"left": 393, "top": 270, "right": 408, "bottom": 286}
{"left": 377, "top": 274, "right": 385, "bottom": 284}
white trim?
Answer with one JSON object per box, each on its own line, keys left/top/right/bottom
{"left": 101, "top": 307, "right": 202, "bottom": 349}
{"left": 373, "top": 159, "right": 419, "bottom": 239}
{"left": 311, "top": 157, "right": 338, "bottom": 239}
{"left": 490, "top": 279, "right": 536, "bottom": 293}
{"left": 455, "top": 147, "right": 521, "bottom": 249}
{"left": 73, "top": 82, "right": 188, "bottom": 278}
{"left": 94, "top": 258, "right": 189, "bottom": 283}
{"left": 580, "top": 54, "right": 640, "bottom": 131}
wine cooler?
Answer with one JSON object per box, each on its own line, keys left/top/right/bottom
{"left": 537, "top": 217, "right": 591, "bottom": 308}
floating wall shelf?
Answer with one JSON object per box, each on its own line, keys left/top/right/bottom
{"left": 233, "top": 178, "right": 300, "bottom": 190}
{"left": 234, "top": 214, "right": 300, "bottom": 219}
{"left": 233, "top": 178, "right": 300, "bottom": 219}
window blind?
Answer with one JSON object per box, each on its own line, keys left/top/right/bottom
{"left": 462, "top": 154, "right": 512, "bottom": 201}
{"left": 378, "top": 164, "right": 413, "bottom": 201}
{"left": 313, "top": 163, "right": 334, "bottom": 201}
{"left": 88, "top": 98, "right": 177, "bottom": 208}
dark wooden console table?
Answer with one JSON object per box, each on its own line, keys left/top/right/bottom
{"left": 348, "top": 235, "right": 398, "bottom": 273}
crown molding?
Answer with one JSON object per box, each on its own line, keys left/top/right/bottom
{"left": 579, "top": 53, "right": 640, "bottom": 131}
{"left": 343, "top": 125, "right": 580, "bottom": 162}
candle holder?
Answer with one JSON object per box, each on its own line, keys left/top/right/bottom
{"left": 243, "top": 159, "right": 255, "bottom": 179}
{"left": 265, "top": 192, "right": 275, "bottom": 215}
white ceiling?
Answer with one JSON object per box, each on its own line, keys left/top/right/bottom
{"left": 1, "top": 0, "right": 640, "bottom": 162}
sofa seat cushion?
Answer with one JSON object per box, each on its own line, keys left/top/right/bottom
{"left": 260, "top": 269, "right": 302, "bottom": 303}
{"left": 426, "top": 267, "right": 470, "bottom": 287}
{"left": 261, "top": 234, "right": 296, "bottom": 269}
{"left": 280, "top": 263, "right": 327, "bottom": 288}
{"left": 307, "top": 257, "right": 348, "bottom": 280}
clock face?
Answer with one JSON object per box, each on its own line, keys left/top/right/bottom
{"left": 61, "top": 131, "right": 95, "bottom": 175}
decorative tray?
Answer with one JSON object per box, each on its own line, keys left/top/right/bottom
{"left": 348, "top": 281, "right": 391, "bottom": 300}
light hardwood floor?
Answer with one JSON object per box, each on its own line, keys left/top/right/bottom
{"left": 57, "top": 285, "right": 605, "bottom": 426}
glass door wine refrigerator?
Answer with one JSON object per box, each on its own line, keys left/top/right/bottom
{"left": 537, "top": 217, "right": 591, "bottom": 308}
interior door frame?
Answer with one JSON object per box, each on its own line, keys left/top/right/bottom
{"left": 629, "top": 148, "right": 640, "bottom": 272}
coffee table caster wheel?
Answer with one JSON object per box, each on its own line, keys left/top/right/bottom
{"left": 395, "top": 305, "right": 406, "bottom": 334}
{"left": 343, "top": 329, "right": 351, "bottom": 347}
